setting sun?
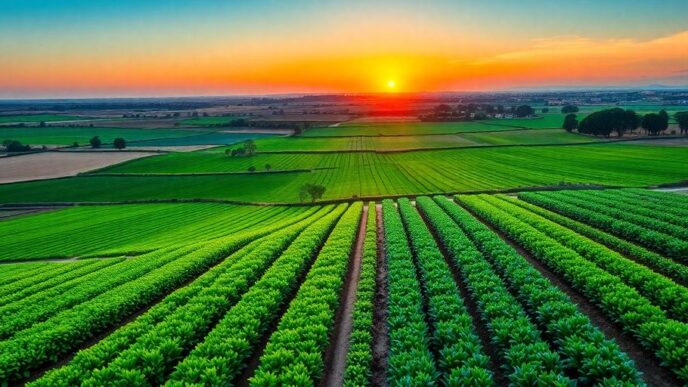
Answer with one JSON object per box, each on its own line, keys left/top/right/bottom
{"left": 386, "top": 80, "right": 396, "bottom": 89}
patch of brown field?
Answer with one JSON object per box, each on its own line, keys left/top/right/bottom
{"left": 0, "top": 151, "right": 155, "bottom": 184}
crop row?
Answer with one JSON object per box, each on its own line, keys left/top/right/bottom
{"left": 0, "top": 208, "right": 318, "bottom": 384}
{"left": 544, "top": 190, "right": 688, "bottom": 241}
{"left": 380, "top": 199, "right": 436, "bottom": 384}
{"left": 519, "top": 191, "right": 688, "bottom": 262}
{"left": 457, "top": 194, "right": 688, "bottom": 382}
{"left": 0, "top": 258, "right": 123, "bottom": 307}
{"left": 72, "top": 206, "right": 337, "bottom": 385}
{"left": 249, "top": 202, "right": 362, "bottom": 385}
{"left": 417, "top": 197, "right": 572, "bottom": 385}
{"left": 164, "top": 203, "right": 346, "bottom": 385}
{"left": 483, "top": 194, "right": 688, "bottom": 322}
{"left": 397, "top": 198, "right": 492, "bottom": 384}
{"left": 575, "top": 189, "right": 688, "bottom": 226}
{"left": 429, "top": 196, "right": 642, "bottom": 384}
{"left": 507, "top": 196, "right": 688, "bottom": 286}
{"left": 622, "top": 189, "right": 688, "bottom": 211}
{"left": 343, "top": 202, "right": 377, "bottom": 386}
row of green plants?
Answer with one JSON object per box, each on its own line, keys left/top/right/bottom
{"left": 519, "top": 192, "right": 688, "bottom": 262}
{"left": 0, "top": 258, "right": 122, "bottom": 307}
{"left": 457, "top": 195, "right": 688, "bottom": 382}
{"left": 614, "top": 189, "right": 688, "bottom": 217}
{"left": 484, "top": 194, "right": 688, "bottom": 322}
{"left": 576, "top": 190, "right": 688, "bottom": 228}
{"left": 0, "top": 211, "right": 310, "bottom": 384}
{"left": 343, "top": 202, "right": 378, "bottom": 386}
{"left": 549, "top": 190, "right": 688, "bottom": 241}
{"left": 508, "top": 196, "right": 688, "bottom": 286}
{"left": 0, "top": 263, "right": 51, "bottom": 286}
{"left": 380, "top": 199, "right": 436, "bottom": 384}
{"left": 165, "top": 204, "right": 347, "bottom": 386}
{"left": 417, "top": 197, "right": 572, "bottom": 385}
{"left": 0, "top": 259, "right": 103, "bottom": 300}
{"left": 430, "top": 196, "right": 642, "bottom": 384}
{"left": 0, "top": 245, "right": 196, "bottom": 340}
{"left": 70, "top": 207, "right": 336, "bottom": 385}
{"left": 397, "top": 198, "right": 493, "bottom": 384}
{"left": 250, "top": 202, "right": 362, "bottom": 385}
{"left": 32, "top": 240, "right": 264, "bottom": 387}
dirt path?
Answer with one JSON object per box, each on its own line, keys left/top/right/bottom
{"left": 323, "top": 205, "right": 368, "bottom": 387}
{"left": 458, "top": 201, "right": 679, "bottom": 387}
{"left": 371, "top": 204, "right": 389, "bottom": 387}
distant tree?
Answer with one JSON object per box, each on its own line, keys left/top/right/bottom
{"left": 72, "top": 142, "right": 79, "bottom": 148}
{"left": 621, "top": 110, "right": 640, "bottom": 136}
{"left": 495, "top": 105, "right": 505, "bottom": 113}
{"left": 244, "top": 139, "right": 257, "bottom": 156}
{"left": 299, "top": 183, "right": 326, "bottom": 203}
{"left": 203, "top": 112, "right": 209, "bottom": 117}
{"left": 675, "top": 112, "right": 688, "bottom": 135}
{"left": 562, "top": 114, "right": 578, "bottom": 132}
{"left": 265, "top": 163, "right": 272, "bottom": 171}
{"left": 542, "top": 107, "right": 550, "bottom": 113}
{"left": 514, "top": 105, "right": 534, "bottom": 118}
{"left": 39, "top": 121, "right": 46, "bottom": 127}
{"left": 173, "top": 112, "right": 180, "bottom": 118}
{"left": 485, "top": 105, "right": 496, "bottom": 114}
{"left": 434, "top": 104, "right": 452, "bottom": 114}
{"left": 659, "top": 109, "right": 670, "bottom": 131}
{"left": 89, "top": 136, "right": 102, "bottom": 149}
{"left": 641, "top": 113, "right": 666, "bottom": 136}
{"left": 113, "top": 137, "right": 126, "bottom": 150}
{"left": 248, "top": 166, "right": 256, "bottom": 172}
{"left": 3, "top": 140, "right": 30, "bottom": 152}
{"left": 561, "top": 105, "right": 579, "bottom": 114}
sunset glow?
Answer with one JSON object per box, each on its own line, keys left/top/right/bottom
{"left": 1, "top": 0, "right": 686, "bottom": 98}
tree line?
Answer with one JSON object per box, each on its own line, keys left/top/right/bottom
{"left": 563, "top": 108, "right": 687, "bottom": 137}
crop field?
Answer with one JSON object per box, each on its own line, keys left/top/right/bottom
{"left": 0, "top": 114, "right": 88, "bottom": 124}
{"left": 125, "top": 132, "right": 276, "bottom": 147}
{"left": 304, "top": 121, "right": 530, "bottom": 136}
{"left": 0, "top": 126, "right": 204, "bottom": 146}
{"left": 0, "top": 189, "right": 686, "bottom": 385}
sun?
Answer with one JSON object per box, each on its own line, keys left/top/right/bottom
{"left": 386, "top": 79, "right": 396, "bottom": 90}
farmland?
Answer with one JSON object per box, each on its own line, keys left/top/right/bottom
{"left": 0, "top": 126, "right": 206, "bottom": 146}
{"left": 0, "top": 189, "right": 685, "bottom": 385}
{"left": 0, "top": 114, "right": 89, "bottom": 124}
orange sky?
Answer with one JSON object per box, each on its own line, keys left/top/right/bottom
{"left": 1, "top": 1, "right": 687, "bottom": 97}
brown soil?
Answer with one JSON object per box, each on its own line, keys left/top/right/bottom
{"left": 0, "top": 151, "right": 154, "bottom": 184}
{"left": 459, "top": 201, "right": 680, "bottom": 387}
{"left": 371, "top": 204, "right": 389, "bottom": 387}
{"left": 322, "top": 205, "right": 369, "bottom": 386}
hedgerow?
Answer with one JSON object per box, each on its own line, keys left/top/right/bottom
{"left": 249, "top": 202, "right": 362, "bottom": 385}
{"left": 416, "top": 197, "right": 571, "bottom": 385}
{"left": 429, "top": 196, "right": 642, "bottom": 385}
{"left": 397, "top": 198, "right": 492, "bottom": 385}
{"left": 457, "top": 194, "right": 688, "bottom": 382}
{"left": 343, "top": 202, "right": 377, "bottom": 386}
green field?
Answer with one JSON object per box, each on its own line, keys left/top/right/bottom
{"left": 304, "top": 121, "right": 528, "bottom": 136}
{"left": 0, "top": 127, "right": 206, "bottom": 146}
{"left": 0, "top": 114, "right": 88, "bottom": 124}
{"left": 180, "top": 116, "right": 239, "bottom": 126}
{"left": 0, "top": 203, "right": 309, "bottom": 261}
{"left": 3, "top": 143, "right": 685, "bottom": 203}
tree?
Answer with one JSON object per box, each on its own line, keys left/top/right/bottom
{"left": 39, "top": 121, "right": 46, "bottom": 127}
{"left": 675, "top": 112, "right": 688, "bottom": 135}
{"left": 265, "top": 163, "right": 272, "bottom": 171}
{"left": 72, "top": 142, "right": 79, "bottom": 148}
{"left": 243, "top": 139, "right": 257, "bottom": 156}
{"left": 3, "top": 140, "right": 30, "bottom": 152}
{"left": 577, "top": 108, "right": 636, "bottom": 137}
{"left": 113, "top": 137, "right": 126, "bottom": 150}
{"left": 561, "top": 105, "right": 579, "bottom": 114}
{"left": 248, "top": 166, "right": 256, "bottom": 172}
{"left": 514, "top": 105, "right": 534, "bottom": 118}
{"left": 89, "top": 136, "right": 102, "bottom": 149}
{"left": 659, "top": 109, "right": 670, "bottom": 132}
{"left": 299, "top": 183, "right": 326, "bottom": 203}
{"left": 542, "top": 107, "right": 550, "bottom": 113}
{"left": 562, "top": 114, "right": 578, "bottom": 132}
{"left": 621, "top": 110, "right": 640, "bottom": 136}
{"left": 641, "top": 113, "right": 666, "bottom": 136}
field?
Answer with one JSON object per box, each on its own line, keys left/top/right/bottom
{"left": 0, "top": 189, "right": 686, "bottom": 386}
{"left": 0, "top": 126, "right": 206, "bottom": 146}
{"left": 303, "top": 121, "right": 531, "bottom": 136}
{"left": 124, "top": 132, "right": 276, "bottom": 147}
{"left": 0, "top": 114, "right": 89, "bottom": 124}
{"left": 0, "top": 151, "right": 154, "bottom": 184}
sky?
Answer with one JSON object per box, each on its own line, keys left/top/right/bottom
{"left": 1, "top": 0, "right": 687, "bottom": 98}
